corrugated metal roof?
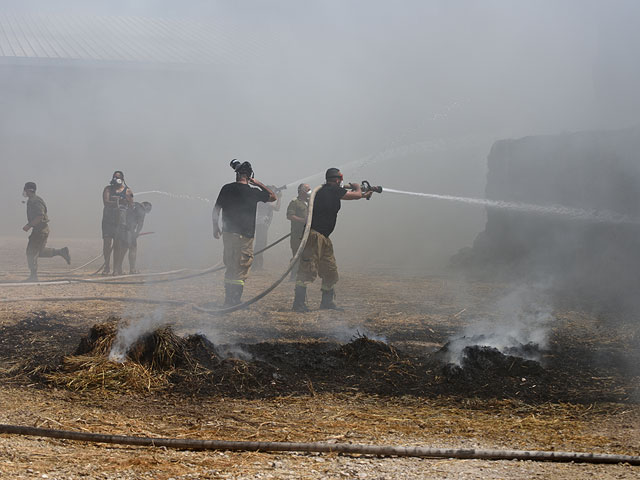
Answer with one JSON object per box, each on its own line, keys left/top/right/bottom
{"left": 0, "top": 12, "right": 264, "bottom": 67}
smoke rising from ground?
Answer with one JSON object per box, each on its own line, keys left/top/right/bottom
{"left": 443, "top": 284, "right": 553, "bottom": 366}
{"left": 2, "top": 1, "right": 640, "bottom": 356}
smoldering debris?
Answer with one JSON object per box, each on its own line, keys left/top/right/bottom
{"left": 439, "top": 332, "right": 546, "bottom": 366}
{"left": 2, "top": 316, "right": 636, "bottom": 403}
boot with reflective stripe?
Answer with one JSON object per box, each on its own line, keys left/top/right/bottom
{"left": 232, "top": 284, "right": 244, "bottom": 306}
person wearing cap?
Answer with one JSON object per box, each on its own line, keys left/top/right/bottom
{"left": 119, "top": 201, "right": 152, "bottom": 275}
{"left": 212, "top": 160, "right": 277, "bottom": 306}
{"left": 286, "top": 183, "right": 311, "bottom": 281}
{"left": 253, "top": 185, "right": 282, "bottom": 271}
{"left": 22, "top": 182, "right": 71, "bottom": 282}
{"left": 292, "top": 168, "right": 371, "bottom": 312}
{"left": 101, "top": 170, "right": 133, "bottom": 275}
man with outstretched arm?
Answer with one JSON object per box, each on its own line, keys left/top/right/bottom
{"left": 22, "top": 182, "right": 71, "bottom": 282}
{"left": 212, "top": 160, "right": 277, "bottom": 306}
{"left": 292, "top": 169, "right": 371, "bottom": 312}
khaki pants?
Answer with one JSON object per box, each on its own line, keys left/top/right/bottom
{"left": 223, "top": 232, "right": 254, "bottom": 285}
{"left": 26, "top": 227, "right": 56, "bottom": 275}
{"left": 289, "top": 231, "right": 303, "bottom": 278}
{"left": 296, "top": 229, "right": 338, "bottom": 290}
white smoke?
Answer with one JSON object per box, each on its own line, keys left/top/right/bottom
{"left": 330, "top": 325, "right": 387, "bottom": 344}
{"left": 444, "top": 285, "right": 553, "bottom": 366}
{"left": 108, "top": 306, "right": 167, "bottom": 362}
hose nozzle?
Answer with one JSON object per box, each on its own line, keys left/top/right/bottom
{"left": 361, "top": 180, "right": 383, "bottom": 198}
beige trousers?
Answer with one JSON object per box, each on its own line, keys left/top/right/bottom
{"left": 295, "top": 229, "right": 339, "bottom": 290}
{"left": 222, "top": 232, "right": 254, "bottom": 285}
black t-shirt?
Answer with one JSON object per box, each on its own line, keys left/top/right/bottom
{"left": 215, "top": 182, "right": 270, "bottom": 238}
{"left": 310, "top": 183, "right": 347, "bottom": 237}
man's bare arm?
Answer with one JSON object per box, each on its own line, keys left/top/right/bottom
{"left": 342, "top": 183, "right": 372, "bottom": 200}
{"left": 212, "top": 204, "right": 222, "bottom": 239}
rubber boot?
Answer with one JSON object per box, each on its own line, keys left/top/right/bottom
{"left": 223, "top": 284, "right": 234, "bottom": 307}
{"left": 292, "top": 285, "right": 310, "bottom": 312}
{"left": 233, "top": 284, "right": 244, "bottom": 306}
{"left": 58, "top": 247, "right": 71, "bottom": 265}
{"left": 320, "top": 288, "right": 343, "bottom": 311}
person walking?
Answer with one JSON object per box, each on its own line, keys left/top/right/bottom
{"left": 22, "top": 182, "right": 70, "bottom": 282}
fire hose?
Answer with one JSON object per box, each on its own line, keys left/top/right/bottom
{"left": 0, "top": 186, "right": 323, "bottom": 315}
{"left": 0, "top": 424, "right": 638, "bottom": 465}
{"left": 192, "top": 184, "right": 322, "bottom": 315}
{"left": 0, "top": 182, "right": 382, "bottom": 313}
{"left": 0, "top": 233, "right": 289, "bottom": 287}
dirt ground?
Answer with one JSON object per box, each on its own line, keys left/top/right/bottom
{"left": 1, "top": 237, "right": 639, "bottom": 479}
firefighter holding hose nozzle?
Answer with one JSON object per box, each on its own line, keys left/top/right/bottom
{"left": 212, "top": 160, "right": 277, "bottom": 306}
{"left": 101, "top": 170, "right": 133, "bottom": 275}
{"left": 292, "top": 168, "right": 373, "bottom": 312}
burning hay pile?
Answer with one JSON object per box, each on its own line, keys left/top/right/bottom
{"left": 48, "top": 320, "right": 196, "bottom": 392}
{"left": 46, "top": 318, "right": 277, "bottom": 395}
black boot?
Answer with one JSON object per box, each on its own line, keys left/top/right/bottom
{"left": 224, "top": 284, "right": 244, "bottom": 307}
{"left": 233, "top": 284, "right": 244, "bottom": 306}
{"left": 223, "top": 284, "right": 234, "bottom": 307}
{"left": 58, "top": 247, "right": 71, "bottom": 265}
{"left": 292, "top": 285, "right": 310, "bottom": 312}
{"left": 320, "top": 288, "right": 343, "bottom": 310}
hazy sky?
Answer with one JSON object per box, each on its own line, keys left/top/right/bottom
{"left": 1, "top": 0, "right": 639, "bottom": 270}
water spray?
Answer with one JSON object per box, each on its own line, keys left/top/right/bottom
{"left": 384, "top": 188, "right": 640, "bottom": 225}
{"left": 358, "top": 181, "right": 383, "bottom": 199}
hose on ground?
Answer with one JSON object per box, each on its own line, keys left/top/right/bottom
{"left": 193, "top": 184, "right": 321, "bottom": 315}
{"left": 0, "top": 186, "right": 320, "bottom": 315}
{"left": 0, "top": 233, "right": 291, "bottom": 287}
{"left": 0, "top": 424, "right": 637, "bottom": 465}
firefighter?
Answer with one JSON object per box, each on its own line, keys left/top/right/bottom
{"left": 212, "top": 160, "right": 277, "bottom": 306}
{"left": 292, "top": 169, "right": 371, "bottom": 312}
{"left": 124, "top": 201, "right": 152, "bottom": 274}
{"left": 286, "top": 183, "right": 310, "bottom": 281}
{"left": 101, "top": 170, "right": 133, "bottom": 275}
{"left": 22, "top": 182, "right": 70, "bottom": 282}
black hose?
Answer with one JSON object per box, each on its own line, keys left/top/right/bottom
{"left": 193, "top": 185, "right": 321, "bottom": 315}
{"left": 0, "top": 424, "right": 638, "bottom": 465}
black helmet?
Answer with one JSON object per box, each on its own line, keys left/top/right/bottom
{"left": 230, "top": 159, "right": 253, "bottom": 177}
